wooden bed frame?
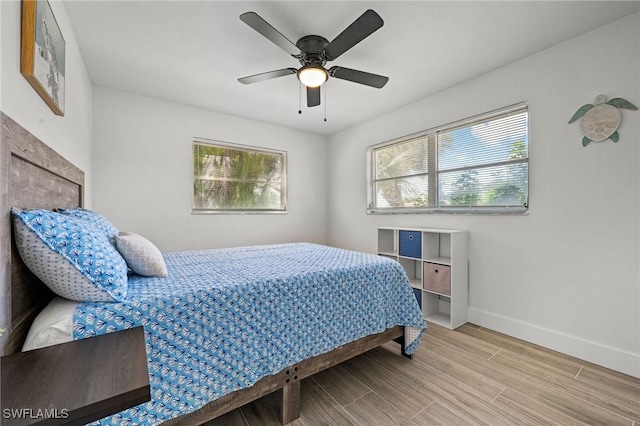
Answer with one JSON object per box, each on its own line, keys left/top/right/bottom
{"left": 0, "top": 112, "right": 406, "bottom": 425}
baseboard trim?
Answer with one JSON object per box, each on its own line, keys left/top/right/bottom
{"left": 468, "top": 307, "right": 640, "bottom": 379}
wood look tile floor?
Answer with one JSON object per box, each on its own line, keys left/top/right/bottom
{"left": 204, "top": 323, "right": 640, "bottom": 426}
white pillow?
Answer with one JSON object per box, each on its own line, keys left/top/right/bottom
{"left": 115, "top": 232, "right": 168, "bottom": 277}
{"left": 22, "top": 297, "right": 78, "bottom": 351}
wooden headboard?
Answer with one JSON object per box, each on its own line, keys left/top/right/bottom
{"left": 0, "top": 112, "right": 84, "bottom": 355}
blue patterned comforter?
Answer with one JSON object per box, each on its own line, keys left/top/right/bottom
{"left": 73, "top": 243, "right": 426, "bottom": 425}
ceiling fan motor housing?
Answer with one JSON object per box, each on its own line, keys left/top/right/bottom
{"left": 296, "top": 35, "right": 329, "bottom": 67}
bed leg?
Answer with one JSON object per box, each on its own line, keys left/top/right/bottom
{"left": 278, "top": 380, "right": 300, "bottom": 425}
{"left": 394, "top": 334, "right": 413, "bottom": 359}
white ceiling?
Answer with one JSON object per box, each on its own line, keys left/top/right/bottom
{"left": 63, "top": 1, "right": 639, "bottom": 136}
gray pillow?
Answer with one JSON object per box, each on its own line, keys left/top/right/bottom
{"left": 115, "top": 232, "right": 167, "bottom": 277}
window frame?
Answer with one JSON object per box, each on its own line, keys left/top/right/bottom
{"left": 192, "top": 138, "right": 288, "bottom": 214}
{"left": 367, "top": 102, "right": 529, "bottom": 214}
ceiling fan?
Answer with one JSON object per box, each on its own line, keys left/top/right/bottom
{"left": 238, "top": 10, "right": 389, "bottom": 108}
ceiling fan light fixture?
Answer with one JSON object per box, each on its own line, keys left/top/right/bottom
{"left": 298, "top": 65, "right": 328, "bottom": 87}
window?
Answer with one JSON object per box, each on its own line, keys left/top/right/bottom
{"left": 368, "top": 103, "right": 528, "bottom": 213}
{"left": 193, "top": 139, "right": 287, "bottom": 213}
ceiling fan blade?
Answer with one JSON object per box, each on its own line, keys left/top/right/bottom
{"left": 238, "top": 68, "right": 297, "bottom": 85}
{"left": 329, "top": 66, "right": 388, "bottom": 88}
{"left": 240, "top": 12, "right": 300, "bottom": 57}
{"left": 324, "top": 10, "right": 383, "bottom": 61}
{"left": 307, "top": 86, "right": 321, "bottom": 107}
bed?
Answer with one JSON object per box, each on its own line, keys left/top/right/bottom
{"left": 0, "top": 112, "right": 426, "bottom": 425}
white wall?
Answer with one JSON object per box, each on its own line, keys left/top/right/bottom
{"left": 327, "top": 14, "right": 640, "bottom": 377}
{"left": 1, "top": 0, "right": 93, "bottom": 206}
{"left": 92, "top": 87, "right": 328, "bottom": 252}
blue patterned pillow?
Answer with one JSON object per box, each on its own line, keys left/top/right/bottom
{"left": 57, "top": 208, "right": 119, "bottom": 242}
{"left": 12, "top": 208, "right": 128, "bottom": 302}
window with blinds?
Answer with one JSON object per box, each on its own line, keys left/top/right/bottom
{"left": 368, "top": 103, "right": 528, "bottom": 213}
{"left": 193, "top": 139, "right": 287, "bottom": 213}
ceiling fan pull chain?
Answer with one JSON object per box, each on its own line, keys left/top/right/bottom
{"left": 298, "top": 82, "right": 302, "bottom": 115}
{"left": 324, "top": 85, "right": 327, "bottom": 122}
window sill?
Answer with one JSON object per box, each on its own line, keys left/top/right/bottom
{"left": 192, "top": 210, "right": 287, "bottom": 215}
{"left": 367, "top": 206, "right": 528, "bottom": 215}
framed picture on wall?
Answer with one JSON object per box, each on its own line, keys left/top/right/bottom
{"left": 20, "top": 0, "right": 66, "bottom": 116}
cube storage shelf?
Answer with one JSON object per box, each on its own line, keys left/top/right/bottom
{"left": 378, "top": 227, "right": 468, "bottom": 329}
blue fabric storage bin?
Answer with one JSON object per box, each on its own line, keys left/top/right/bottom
{"left": 413, "top": 287, "right": 422, "bottom": 309}
{"left": 399, "top": 230, "right": 421, "bottom": 258}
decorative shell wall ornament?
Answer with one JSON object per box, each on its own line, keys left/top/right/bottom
{"left": 569, "top": 95, "right": 638, "bottom": 146}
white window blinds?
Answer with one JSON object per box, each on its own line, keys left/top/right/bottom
{"left": 369, "top": 103, "right": 528, "bottom": 213}
{"left": 373, "top": 136, "right": 430, "bottom": 208}
{"left": 193, "top": 140, "right": 287, "bottom": 213}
